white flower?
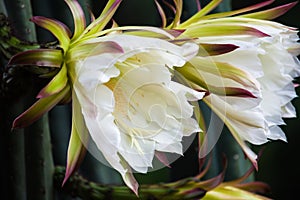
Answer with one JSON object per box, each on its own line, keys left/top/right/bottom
{"left": 178, "top": 17, "right": 300, "bottom": 166}
{"left": 70, "top": 35, "right": 204, "bottom": 193}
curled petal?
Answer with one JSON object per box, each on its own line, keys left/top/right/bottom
{"left": 85, "top": 26, "right": 179, "bottom": 41}
{"left": 201, "top": 0, "right": 275, "bottom": 20}
{"left": 168, "top": 0, "right": 183, "bottom": 28}
{"left": 78, "top": 0, "right": 122, "bottom": 41}
{"left": 181, "top": 24, "right": 269, "bottom": 38}
{"left": 65, "top": 0, "right": 86, "bottom": 39}
{"left": 31, "top": 16, "right": 71, "bottom": 50}
{"left": 179, "top": 0, "right": 223, "bottom": 28}
{"left": 154, "top": 0, "right": 167, "bottom": 28}
{"left": 8, "top": 49, "right": 63, "bottom": 68}
{"left": 241, "top": 2, "right": 298, "bottom": 20}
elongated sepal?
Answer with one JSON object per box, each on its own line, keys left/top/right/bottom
{"left": 63, "top": 123, "right": 87, "bottom": 185}
{"left": 183, "top": 24, "right": 269, "bottom": 38}
{"left": 176, "top": 61, "right": 259, "bottom": 97}
{"left": 203, "top": 185, "right": 271, "bottom": 200}
{"left": 65, "top": 0, "right": 86, "bottom": 40}
{"left": 119, "top": 158, "right": 139, "bottom": 196}
{"left": 31, "top": 16, "right": 71, "bottom": 51}
{"left": 79, "top": 0, "right": 122, "bottom": 40}
{"left": 63, "top": 93, "right": 89, "bottom": 185}
{"left": 235, "top": 181, "right": 271, "bottom": 195}
{"left": 12, "top": 85, "right": 70, "bottom": 129}
{"left": 241, "top": 2, "right": 298, "bottom": 20}
{"left": 217, "top": 87, "right": 256, "bottom": 98}
{"left": 199, "top": 43, "right": 239, "bottom": 56}
{"left": 37, "top": 64, "right": 68, "bottom": 98}
{"left": 155, "top": 151, "right": 171, "bottom": 168}
{"left": 67, "top": 41, "right": 123, "bottom": 62}
{"left": 194, "top": 84, "right": 257, "bottom": 98}
{"left": 154, "top": 0, "right": 167, "bottom": 28}
{"left": 194, "top": 156, "right": 227, "bottom": 191}
{"left": 201, "top": 0, "right": 275, "bottom": 20}
{"left": 202, "top": 96, "right": 259, "bottom": 170}
{"left": 8, "top": 49, "right": 63, "bottom": 68}
{"left": 120, "top": 27, "right": 179, "bottom": 39}
{"left": 225, "top": 124, "right": 258, "bottom": 170}
{"left": 179, "top": 0, "right": 223, "bottom": 28}
{"left": 168, "top": 0, "right": 183, "bottom": 28}
{"left": 90, "top": 26, "right": 179, "bottom": 40}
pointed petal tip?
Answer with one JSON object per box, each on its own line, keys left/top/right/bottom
{"left": 10, "top": 126, "right": 18, "bottom": 132}
{"left": 155, "top": 152, "right": 172, "bottom": 168}
{"left": 62, "top": 163, "right": 76, "bottom": 186}
{"left": 62, "top": 172, "right": 70, "bottom": 187}
{"left": 257, "top": 31, "right": 270, "bottom": 38}
{"left": 249, "top": 155, "right": 258, "bottom": 171}
{"left": 29, "top": 16, "right": 39, "bottom": 22}
{"left": 241, "top": 1, "right": 299, "bottom": 20}
{"left": 253, "top": 161, "right": 258, "bottom": 171}
{"left": 36, "top": 93, "right": 44, "bottom": 99}
{"left": 131, "top": 182, "right": 139, "bottom": 196}
{"left": 12, "top": 117, "right": 24, "bottom": 130}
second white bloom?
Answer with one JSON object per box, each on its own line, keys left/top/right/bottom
{"left": 70, "top": 35, "right": 204, "bottom": 193}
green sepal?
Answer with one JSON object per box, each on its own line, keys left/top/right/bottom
{"left": 203, "top": 184, "right": 271, "bottom": 200}
{"left": 240, "top": 2, "right": 298, "bottom": 20}
{"left": 167, "top": 0, "right": 183, "bottom": 28}
{"left": 154, "top": 0, "right": 167, "bottom": 28}
{"left": 74, "top": 0, "right": 122, "bottom": 43}
{"left": 188, "top": 57, "right": 259, "bottom": 89}
{"left": 63, "top": 93, "right": 89, "bottom": 185}
{"left": 37, "top": 63, "right": 68, "bottom": 98}
{"left": 200, "top": 0, "right": 275, "bottom": 20}
{"left": 31, "top": 16, "right": 71, "bottom": 51}
{"left": 65, "top": 0, "right": 86, "bottom": 40}
{"left": 8, "top": 49, "right": 63, "bottom": 68}
{"left": 67, "top": 41, "right": 123, "bottom": 62}
{"left": 12, "top": 85, "right": 71, "bottom": 129}
{"left": 179, "top": 0, "right": 223, "bottom": 28}
{"left": 180, "top": 24, "right": 269, "bottom": 38}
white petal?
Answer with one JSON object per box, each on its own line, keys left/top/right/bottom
{"left": 155, "top": 142, "right": 183, "bottom": 155}
{"left": 266, "top": 126, "right": 287, "bottom": 142}
{"left": 118, "top": 133, "right": 155, "bottom": 173}
{"left": 282, "top": 102, "right": 297, "bottom": 118}
{"left": 205, "top": 94, "right": 268, "bottom": 145}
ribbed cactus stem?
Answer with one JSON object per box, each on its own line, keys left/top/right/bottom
{"left": 0, "top": 102, "right": 26, "bottom": 200}
{"left": 54, "top": 166, "right": 207, "bottom": 200}
{"left": 4, "top": 0, "right": 54, "bottom": 199}
{"left": 0, "top": 0, "right": 7, "bottom": 15}
{"left": 1, "top": 0, "right": 35, "bottom": 199}
{"left": 4, "top": 0, "right": 36, "bottom": 41}
{"left": 24, "top": 115, "right": 54, "bottom": 200}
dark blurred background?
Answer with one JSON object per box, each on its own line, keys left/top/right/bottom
{"left": 1, "top": 0, "right": 299, "bottom": 199}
